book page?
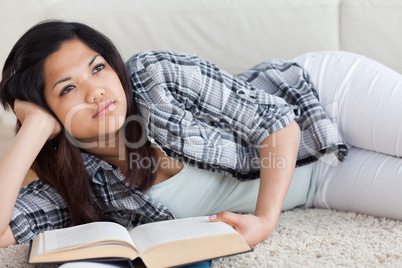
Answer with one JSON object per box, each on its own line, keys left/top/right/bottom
{"left": 44, "top": 222, "right": 136, "bottom": 253}
{"left": 129, "top": 216, "right": 237, "bottom": 254}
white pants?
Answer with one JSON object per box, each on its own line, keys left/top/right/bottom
{"left": 293, "top": 51, "right": 402, "bottom": 220}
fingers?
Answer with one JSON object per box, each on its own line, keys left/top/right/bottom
{"left": 209, "top": 212, "right": 275, "bottom": 247}
{"left": 209, "top": 211, "right": 242, "bottom": 230}
{"left": 13, "top": 99, "right": 62, "bottom": 139}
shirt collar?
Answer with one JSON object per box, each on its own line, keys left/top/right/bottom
{"left": 81, "top": 151, "right": 116, "bottom": 185}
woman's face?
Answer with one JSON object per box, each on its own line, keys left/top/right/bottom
{"left": 43, "top": 39, "right": 127, "bottom": 146}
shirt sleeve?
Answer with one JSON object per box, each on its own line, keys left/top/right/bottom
{"left": 10, "top": 179, "right": 71, "bottom": 244}
{"left": 126, "top": 51, "right": 298, "bottom": 178}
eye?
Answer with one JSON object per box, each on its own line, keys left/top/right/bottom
{"left": 59, "top": 85, "right": 75, "bottom": 96}
{"left": 93, "top": 63, "right": 105, "bottom": 74}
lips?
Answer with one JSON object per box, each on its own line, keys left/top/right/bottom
{"left": 93, "top": 100, "right": 116, "bottom": 118}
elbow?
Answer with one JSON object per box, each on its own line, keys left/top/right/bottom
{"left": 0, "top": 226, "right": 18, "bottom": 248}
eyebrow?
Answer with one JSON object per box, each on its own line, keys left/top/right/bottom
{"left": 52, "top": 55, "right": 100, "bottom": 90}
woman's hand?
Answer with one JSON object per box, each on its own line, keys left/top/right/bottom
{"left": 210, "top": 121, "right": 300, "bottom": 248}
{"left": 14, "top": 99, "right": 62, "bottom": 139}
{"left": 209, "top": 212, "right": 276, "bottom": 247}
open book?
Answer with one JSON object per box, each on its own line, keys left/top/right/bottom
{"left": 28, "top": 216, "right": 251, "bottom": 268}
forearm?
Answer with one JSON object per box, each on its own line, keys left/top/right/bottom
{"left": 255, "top": 120, "right": 300, "bottom": 230}
{"left": 208, "top": 121, "right": 300, "bottom": 247}
{"left": 0, "top": 117, "right": 53, "bottom": 238}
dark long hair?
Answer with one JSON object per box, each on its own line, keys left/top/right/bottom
{"left": 0, "top": 20, "right": 156, "bottom": 225}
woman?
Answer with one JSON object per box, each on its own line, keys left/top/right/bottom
{"left": 0, "top": 20, "right": 401, "bottom": 250}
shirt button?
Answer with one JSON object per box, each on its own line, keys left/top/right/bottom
{"left": 236, "top": 89, "right": 245, "bottom": 95}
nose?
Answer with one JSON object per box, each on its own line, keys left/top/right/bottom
{"left": 84, "top": 82, "right": 105, "bottom": 103}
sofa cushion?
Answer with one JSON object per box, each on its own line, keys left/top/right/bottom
{"left": 0, "top": 0, "right": 340, "bottom": 75}
{"left": 341, "top": 0, "right": 402, "bottom": 73}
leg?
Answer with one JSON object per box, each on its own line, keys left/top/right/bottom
{"left": 293, "top": 51, "right": 402, "bottom": 157}
{"left": 294, "top": 51, "right": 402, "bottom": 220}
{"left": 314, "top": 147, "right": 402, "bottom": 220}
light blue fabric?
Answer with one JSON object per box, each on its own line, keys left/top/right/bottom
{"left": 147, "top": 163, "right": 314, "bottom": 218}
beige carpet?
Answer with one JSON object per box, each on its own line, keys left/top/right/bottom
{"left": 1, "top": 208, "right": 402, "bottom": 267}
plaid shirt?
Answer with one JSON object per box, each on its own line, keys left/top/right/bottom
{"left": 10, "top": 51, "right": 347, "bottom": 244}
{"left": 10, "top": 152, "right": 173, "bottom": 244}
{"left": 128, "top": 51, "right": 347, "bottom": 178}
